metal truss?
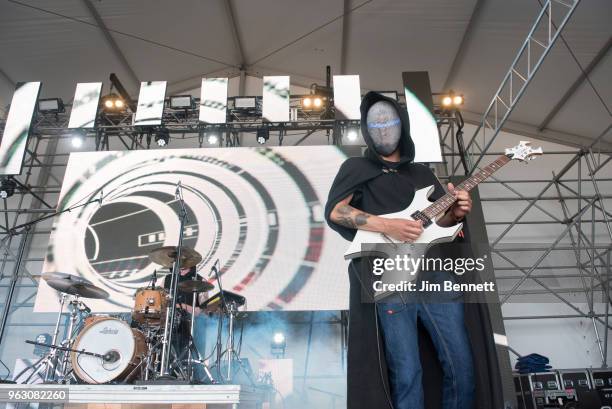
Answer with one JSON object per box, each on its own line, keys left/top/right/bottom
{"left": 463, "top": 0, "right": 581, "bottom": 174}
{"left": 454, "top": 126, "right": 611, "bottom": 366}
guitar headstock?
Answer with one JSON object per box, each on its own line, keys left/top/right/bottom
{"left": 505, "top": 141, "right": 544, "bottom": 162}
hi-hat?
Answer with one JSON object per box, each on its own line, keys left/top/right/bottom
{"left": 149, "top": 246, "right": 202, "bottom": 268}
{"left": 42, "top": 272, "right": 91, "bottom": 285}
{"left": 178, "top": 280, "right": 214, "bottom": 294}
{"left": 45, "top": 278, "right": 109, "bottom": 299}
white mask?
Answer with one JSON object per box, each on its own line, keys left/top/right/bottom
{"left": 366, "top": 101, "right": 401, "bottom": 156}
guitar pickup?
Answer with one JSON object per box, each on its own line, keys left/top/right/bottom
{"left": 411, "top": 211, "right": 432, "bottom": 227}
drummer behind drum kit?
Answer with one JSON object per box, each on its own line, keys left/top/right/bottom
{"left": 20, "top": 246, "right": 249, "bottom": 386}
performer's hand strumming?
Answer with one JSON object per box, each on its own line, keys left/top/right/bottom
{"left": 382, "top": 218, "right": 423, "bottom": 242}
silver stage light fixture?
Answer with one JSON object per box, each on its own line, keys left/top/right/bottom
{"left": 38, "top": 98, "right": 65, "bottom": 114}
{"left": 170, "top": 95, "right": 194, "bottom": 109}
{"left": 234, "top": 97, "right": 257, "bottom": 110}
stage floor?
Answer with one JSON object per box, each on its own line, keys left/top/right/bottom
{"left": 0, "top": 383, "right": 268, "bottom": 408}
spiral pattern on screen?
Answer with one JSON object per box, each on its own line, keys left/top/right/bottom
{"left": 45, "top": 148, "right": 325, "bottom": 310}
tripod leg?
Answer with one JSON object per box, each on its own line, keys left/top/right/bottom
{"left": 13, "top": 355, "right": 45, "bottom": 383}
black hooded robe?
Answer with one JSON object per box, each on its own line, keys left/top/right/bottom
{"left": 324, "top": 92, "right": 503, "bottom": 409}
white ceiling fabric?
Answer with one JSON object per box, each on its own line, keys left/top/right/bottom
{"left": 0, "top": 0, "right": 609, "bottom": 146}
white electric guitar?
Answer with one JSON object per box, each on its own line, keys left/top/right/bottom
{"left": 344, "top": 141, "right": 543, "bottom": 260}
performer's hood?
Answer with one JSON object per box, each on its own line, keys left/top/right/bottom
{"left": 360, "top": 91, "right": 415, "bottom": 167}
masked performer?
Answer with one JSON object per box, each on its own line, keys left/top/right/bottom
{"left": 325, "top": 92, "right": 503, "bottom": 409}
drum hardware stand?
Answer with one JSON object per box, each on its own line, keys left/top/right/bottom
{"left": 209, "top": 260, "right": 248, "bottom": 383}
{"left": 44, "top": 293, "right": 66, "bottom": 382}
{"left": 188, "top": 280, "right": 198, "bottom": 381}
{"left": 59, "top": 298, "right": 83, "bottom": 377}
{"left": 210, "top": 260, "right": 235, "bottom": 381}
{"left": 19, "top": 294, "right": 80, "bottom": 384}
{"left": 185, "top": 277, "right": 215, "bottom": 384}
{"left": 158, "top": 180, "right": 188, "bottom": 379}
{"left": 223, "top": 301, "right": 251, "bottom": 384}
{"left": 175, "top": 280, "right": 216, "bottom": 384}
{"left": 172, "top": 279, "right": 202, "bottom": 382}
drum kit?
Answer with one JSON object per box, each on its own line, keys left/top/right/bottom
{"left": 20, "top": 245, "right": 248, "bottom": 385}
{"left": 19, "top": 182, "right": 251, "bottom": 386}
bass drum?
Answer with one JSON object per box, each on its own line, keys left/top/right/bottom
{"left": 70, "top": 316, "right": 147, "bottom": 384}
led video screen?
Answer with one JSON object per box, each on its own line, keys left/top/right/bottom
{"left": 134, "top": 81, "right": 167, "bottom": 126}
{"left": 199, "top": 78, "right": 228, "bottom": 124}
{"left": 0, "top": 82, "right": 41, "bottom": 176}
{"left": 68, "top": 82, "right": 102, "bottom": 129}
{"left": 333, "top": 75, "right": 361, "bottom": 120}
{"left": 402, "top": 71, "right": 442, "bottom": 163}
{"left": 35, "top": 146, "right": 350, "bottom": 313}
{"left": 262, "top": 76, "right": 290, "bottom": 122}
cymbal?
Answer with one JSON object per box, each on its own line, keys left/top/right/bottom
{"left": 45, "top": 278, "right": 109, "bottom": 299}
{"left": 149, "top": 246, "right": 202, "bottom": 268}
{"left": 178, "top": 280, "right": 214, "bottom": 293}
{"left": 42, "top": 272, "right": 92, "bottom": 285}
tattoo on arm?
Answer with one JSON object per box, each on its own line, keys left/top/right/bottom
{"left": 335, "top": 205, "right": 371, "bottom": 229}
{"left": 355, "top": 213, "right": 370, "bottom": 226}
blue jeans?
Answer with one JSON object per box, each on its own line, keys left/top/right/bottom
{"left": 376, "top": 302, "right": 474, "bottom": 409}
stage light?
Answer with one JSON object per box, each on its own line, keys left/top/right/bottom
{"left": 301, "top": 95, "right": 325, "bottom": 111}
{"left": 101, "top": 94, "right": 126, "bottom": 112}
{"left": 0, "top": 178, "right": 16, "bottom": 199}
{"left": 273, "top": 332, "right": 285, "bottom": 344}
{"left": 207, "top": 133, "right": 219, "bottom": 145}
{"left": 271, "top": 331, "right": 286, "bottom": 358}
{"left": 155, "top": 128, "right": 170, "bottom": 147}
{"left": 38, "top": 98, "right": 65, "bottom": 114}
{"left": 346, "top": 128, "right": 359, "bottom": 142}
{"left": 257, "top": 127, "right": 270, "bottom": 145}
{"left": 442, "top": 96, "right": 453, "bottom": 107}
{"left": 453, "top": 95, "right": 464, "bottom": 106}
{"left": 170, "top": 95, "right": 193, "bottom": 109}
{"left": 71, "top": 135, "right": 83, "bottom": 148}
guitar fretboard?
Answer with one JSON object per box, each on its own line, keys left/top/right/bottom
{"left": 422, "top": 154, "right": 511, "bottom": 220}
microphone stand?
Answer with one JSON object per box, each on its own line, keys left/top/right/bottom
{"left": 158, "top": 181, "right": 188, "bottom": 379}
{"left": 3, "top": 196, "right": 101, "bottom": 240}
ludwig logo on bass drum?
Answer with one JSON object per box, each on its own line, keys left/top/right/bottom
{"left": 99, "top": 326, "right": 119, "bottom": 335}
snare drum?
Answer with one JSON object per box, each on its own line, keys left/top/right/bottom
{"left": 132, "top": 287, "right": 168, "bottom": 326}
{"left": 70, "top": 316, "right": 147, "bottom": 384}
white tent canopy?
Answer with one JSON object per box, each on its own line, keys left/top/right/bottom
{"left": 0, "top": 0, "right": 610, "bottom": 148}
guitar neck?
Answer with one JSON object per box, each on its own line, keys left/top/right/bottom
{"left": 422, "top": 154, "right": 511, "bottom": 220}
